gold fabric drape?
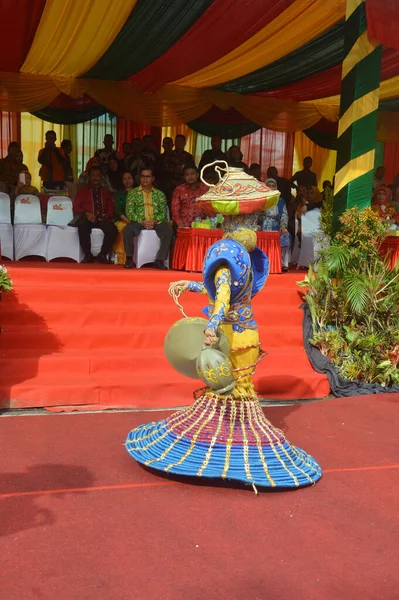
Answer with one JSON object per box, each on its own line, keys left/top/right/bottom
{"left": 294, "top": 131, "right": 337, "bottom": 188}
{"left": 21, "top": 0, "right": 136, "bottom": 77}
{"left": 173, "top": 0, "right": 346, "bottom": 88}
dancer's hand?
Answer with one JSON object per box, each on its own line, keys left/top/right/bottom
{"left": 204, "top": 328, "right": 218, "bottom": 346}
{"left": 171, "top": 280, "right": 190, "bottom": 292}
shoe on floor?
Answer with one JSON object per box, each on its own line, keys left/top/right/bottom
{"left": 82, "top": 253, "right": 95, "bottom": 263}
{"left": 124, "top": 260, "right": 136, "bottom": 269}
{"left": 282, "top": 266, "right": 289, "bottom": 273}
{"left": 154, "top": 259, "right": 167, "bottom": 270}
{"left": 96, "top": 253, "right": 112, "bottom": 264}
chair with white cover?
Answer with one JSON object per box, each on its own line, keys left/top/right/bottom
{"left": 90, "top": 229, "right": 105, "bottom": 257}
{"left": 0, "top": 192, "right": 14, "bottom": 260}
{"left": 46, "top": 197, "right": 83, "bottom": 262}
{"left": 14, "top": 194, "right": 47, "bottom": 260}
{"left": 297, "top": 208, "right": 321, "bottom": 268}
{"left": 134, "top": 210, "right": 171, "bottom": 268}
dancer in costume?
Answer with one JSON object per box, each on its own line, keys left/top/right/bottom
{"left": 126, "top": 164, "right": 322, "bottom": 490}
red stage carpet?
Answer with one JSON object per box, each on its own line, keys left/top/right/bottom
{"left": 0, "top": 396, "right": 398, "bottom": 600}
{"left": 0, "top": 263, "right": 329, "bottom": 411}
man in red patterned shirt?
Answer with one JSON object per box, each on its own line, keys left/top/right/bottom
{"left": 171, "top": 166, "right": 208, "bottom": 228}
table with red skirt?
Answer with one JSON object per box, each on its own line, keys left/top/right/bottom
{"left": 380, "top": 235, "right": 399, "bottom": 269}
{"left": 172, "top": 228, "right": 282, "bottom": 273}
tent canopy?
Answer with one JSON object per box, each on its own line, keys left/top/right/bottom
{"left": 0, "top": 0, "right": 398, "bottom": 142}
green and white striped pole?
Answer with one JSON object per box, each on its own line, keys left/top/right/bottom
{"left": 332, "top": 0, "right": 382, "bottom": 233}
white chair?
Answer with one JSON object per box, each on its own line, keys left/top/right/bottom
{"left": 46, "top": 197, "right": 83, "bottom": 262}
{"left": 134, "top": 210, "right": 171, "bottom": 268}
{"left": 297, "top": 208, "right": 321, "bottom": 268}
{"left": 0, "top": 192, "right": 14, "bottom": 260}
{"left": 14, "top": 195, "right": 47, "bottom": 261}
{"left": 90, "top": 229, "right": 105, "bottom": 257}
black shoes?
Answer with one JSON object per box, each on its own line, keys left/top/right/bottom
{"left": 124, "top": 258, "right": 136, "bottom": 269}
{"left": 154, "top": 259, "right": 168, "bottom": 270}
{"left": 96, "top": 253, "right": 112, "bottom": 264}
{"left": 82, "top": 253, "right": 95, "bottom": 263}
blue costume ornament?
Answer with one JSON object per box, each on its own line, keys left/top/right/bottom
{"left": 126, "top": 164, "right": 322, "bottom": 491}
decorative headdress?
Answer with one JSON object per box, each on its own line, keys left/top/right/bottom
{"left": 197, "top": 161, "right": 280, "bottom": 251}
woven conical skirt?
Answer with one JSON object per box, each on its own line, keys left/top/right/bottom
{"left": 125, "top": 393, "right": 322, "bottom": 489}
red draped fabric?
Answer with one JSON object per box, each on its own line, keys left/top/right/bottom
{"left": 0, "top": 112, "right": 20, "bottom": 158}
{"left": 131, "top": 0, "right": 296, "bottom": 92}
{"left": 241, "top": 129, "right": 295, "bottom": 180}
{"left": 380, "top": 237, "right": 399, "bottom": 269}
{"left": 384, "top": 142, "right": 399, "bottom": 185}
{"left": 367, "top": 0, "right": 399, "bottom": 52}
{"left": 172, "top": 228, "right": 281, "bottom": 273}
{"left": 116, "top": 118, "right": 151, "bottom": 152}
{"left": 255, "top": 47, "right": 399, "bottom": 101}
{"left": 0, "top": 0, "right": 47, "bottom": 71}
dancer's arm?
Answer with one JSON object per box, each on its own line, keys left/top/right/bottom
{"left": 171, "top": 280, "right": 207, "bottom": 294}
{"left": 204, "top": 267, "right": 231, "bottom": 344}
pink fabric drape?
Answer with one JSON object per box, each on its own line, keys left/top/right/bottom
{"left": 240, "top": 128, "right": 295, "bottom": 180}
{"left": 0, "top": 112, "right": 20, "bottom": 158}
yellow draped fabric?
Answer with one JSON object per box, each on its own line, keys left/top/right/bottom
{"left": 21, "top": 0, "right": 136, "bottom": 77}
{"left": 161, "top": 125, "right": 198, "bottom": 156}
{"left": 173, "top": 0, "right": 346, "bottom": 88}
{"left": 293, "top": 131, "right": 337, "bottom": 188}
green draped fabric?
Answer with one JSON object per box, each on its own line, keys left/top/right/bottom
{"left": 304, "top": 127, "right": 338, "bottom": 150}
{"left": 220, "top": 21, "right": 344, "bottom": 94}
{"left": 84, "top": 0, "right": 213, "bottom": 81}
{"left": 188, "top": 119, "right": 260, "bottom": 139}
{"left": 32, "top": 105, "right": 107, "bottom": 124}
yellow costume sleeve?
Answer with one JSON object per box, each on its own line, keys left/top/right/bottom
{"left": 207, "top": 266, "right": 231, "bottom": 333}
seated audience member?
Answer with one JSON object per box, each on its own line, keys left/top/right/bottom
{"left": 123, "top": 168, "right": 173, "bottom": 270}
{"left": 372, "top": 166, "right": 386, "bottom": 192}
{"left": 305, "top": 185, "right": 322, "bottom": 211}
{"left": 372, "top": 184, "right": 392, "bottom": 221}
{"left": 321, "top": 180, "right": 332, "bottom": 203}
{"left": 0, "top": 142, "right": 29, "bottom": 197}
{"left": 227, "top": 145, "right": 248, "bottom": 173}
{"left": 15, "top": 171, "right": 40, "bottom": 197}
{"left": 77, "top": 157, "right": 113, "bottom": 192}
{"left": 107, "top": 157, "right": 124, "bottom": 193}
{"left": 267, "top": 166, "right": 292, "bottom": 205}
{"left": 290, "top": 156, "right": 317, "bottom": 189}
{"left": 94, "top": 134, "right": 120, "bottom": 174}
{"left": 125, "top": 138, "right": 146, "bottom": 186}
{"left": 114, "top": 171, "right": 135, "bottom": 265}
{"left": 171, "top": 165, "right": 208, "bottom": 228}
{"left": 141, "top": 134, "right": 158, "bottom": 170}
{"left": 168, "top": 135, "right": 195, "bottom": 190}
{"left": 73, "top": 166, "right": 117, "bottom": 264}
{"left": 263, "top": 178, "right": 290, "bottom": 272}
{"left": 199, "top": 136, "right": 227, "bottom": 181}
{"left": 249, "top": 163, "right": 261, "bottom": 181}
{"left": 38, "top": 130, "right": 67, "bottom": 190}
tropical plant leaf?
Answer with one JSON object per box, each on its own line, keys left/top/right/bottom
{"left": 342, "top": 274, "right": 369, "bottom": 315}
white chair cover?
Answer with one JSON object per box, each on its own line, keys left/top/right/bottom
{"left": 134, "top": 230, "right": 170, "bottom": 268}
{"left": 0, "top": 193, "right": 13, "bottom": 260}
{"left": 297, "top": 209, "right": 321, "bottom": 269}
{"left": 46, "top": 197, "right": 73, "bottom": 226}
{"left": 45, "top": 197, "right": 83, "bottom": 262}
{"left": 14, "top": 195, "right": 42, "bottom": 224}
{"left": 14, "top": 194, "right": 47, "bottom": 260}
{"left": 0, "top": 192, "right": 11, "bottom": 223}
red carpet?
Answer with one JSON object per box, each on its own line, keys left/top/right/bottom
{"left": 0, "top": 396, "right": 398, "bottom": 600}
{"left": 0, "top": 263, "right": 329, "bottom": 411}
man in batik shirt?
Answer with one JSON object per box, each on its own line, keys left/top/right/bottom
{"left": 123, "top": 168, "right": 173, "bottom": 270}
{"left": 171, "top": 166, "right": 208, "bottom": 228}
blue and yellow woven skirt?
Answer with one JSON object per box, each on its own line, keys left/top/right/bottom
{"left": 125, "top": 394, "right": 322, "bottom": 489}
